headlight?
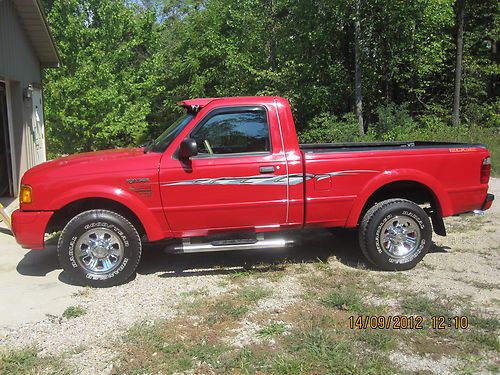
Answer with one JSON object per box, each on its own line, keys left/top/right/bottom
{"left": 20, "top": 185, "right": 33, "bottom": 204}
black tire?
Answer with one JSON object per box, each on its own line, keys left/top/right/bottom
{"left": 359, "top": 199, "right": 431, "bottom": 270}
{"left": 57, "top": 210, "right": 142, "bottom": 287}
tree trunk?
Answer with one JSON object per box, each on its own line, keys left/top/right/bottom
{"left": 354, "top": 0, "right": 364, "bottom": 135}
{"left": 452, "top": 0, "right": 465, "bottom": 127}
{"left": 266, "top": 0, "right": 277, "bottom": 71}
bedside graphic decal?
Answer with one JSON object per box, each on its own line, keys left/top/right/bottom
{"left": 161, "top": 170, "right": 378, "bottom": 187}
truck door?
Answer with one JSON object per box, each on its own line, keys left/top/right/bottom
{"left": 159, "top": 105, "right": 288, "bottom": 234}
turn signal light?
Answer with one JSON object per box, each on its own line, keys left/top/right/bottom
{"left": 20, "top": 185, "right": 33, "bottom": 204}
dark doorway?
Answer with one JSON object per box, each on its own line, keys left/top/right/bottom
{"left": 0, "top": 82, "right": 13, "bottom": 197}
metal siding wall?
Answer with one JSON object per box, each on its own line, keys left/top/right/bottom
{"left": 0, "top": 0, "right": 42, "bottom": 84}
{"left": 0, "top": 0, "right": 44, "bottom": 195}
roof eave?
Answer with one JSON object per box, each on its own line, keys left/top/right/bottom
{"left": 34, "top": 0, "right": 61, "bottom": 67}
{"left": 12, "top": 0, "right": 62, "bottom": 68}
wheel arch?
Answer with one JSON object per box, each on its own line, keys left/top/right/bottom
{"left": 47, "top": 197, "right": 149, "bottom": 239}
{"left": 346, "top": 171, "right": 451, "bottom": 227}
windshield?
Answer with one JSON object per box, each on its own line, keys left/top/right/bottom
{"left": 147, "top": 114, "right": 194, "bottom": 153}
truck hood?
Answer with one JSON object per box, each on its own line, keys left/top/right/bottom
{"left": 31, "top": 148, "right": 146, "bottom": 171}
{"left": 22, "top": 148, "right": 162, "bottom": 183}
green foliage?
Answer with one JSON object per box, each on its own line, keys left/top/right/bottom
{"left": 320, "top": 289, "right": 372, "bottom": 313}
{"left": 62, "top": 306, "right": 87, "bottom": 319}
{"left": 0, "top": 348, "right": 70, "bottom": 375}
{"left": 205, "top": 301, "right": 249, "bottom": 324}
{"left": 400, "top": 295, "right": 453, "bottom": 317}
{"left": 237, "top": 285, "right": 272, "bottom": 303}
{"left": 41, "top": 0, "right": 498, "bottom": 160}
{"left": 371, "top": 103, "right": 417, "bottom": 137}
{"left": 44, "top": 0, "right": 163, "bottom": 155}
{"left": 299, "top": 113, "right": 361, "bottom": 144}
{"left": 257, "top": 321, "right": 287, "bottom": 338}
{"left": 356, "top": 329, "right": 396, "bottom": 351}
{"left": 469, "top": 315, "right": 500, "bottom": 330}
{"left": 366, "top": 105, "right": 500, "bottom": 176}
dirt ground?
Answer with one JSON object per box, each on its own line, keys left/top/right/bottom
{"left": 0, "top": 179, "right": 498, "bottom": 374}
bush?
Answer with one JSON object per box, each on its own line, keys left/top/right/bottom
{"left": 372, "top": 103, "right": 417, "bottom": 137}
{"left": 300, "top": 104, "right": 500, "bottom": 177}
{"left": 371, "top": 121, "right": 500, "bottom": 176}
{"left": 299, "top": 113, "right": 361, "bottom": 144}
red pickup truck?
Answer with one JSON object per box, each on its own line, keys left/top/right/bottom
{"left": 12, "top": 96, "right": 494, "bottom": 287}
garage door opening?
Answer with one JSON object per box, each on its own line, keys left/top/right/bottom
{"left": 0, "top": 82, "right": 13, "bottom": 197}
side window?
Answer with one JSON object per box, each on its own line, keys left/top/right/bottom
{"left": 191, "top": 110, "right": 270, "bottom": 155}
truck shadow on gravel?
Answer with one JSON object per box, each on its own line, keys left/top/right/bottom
{"left": 136, "top": 229, "right": 450, "bottom": 279}
{"left": 15, "top": 229, "right": 450, "bottom": 285}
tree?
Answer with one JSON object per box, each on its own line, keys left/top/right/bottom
{"left": 452, "top": 0, "right": 465, "bottom": 127}
{"left": 43, "top": 0, "right": 163, "bottom": 155}
{"left": 353, "top": 0, "right": 364, "bottom": 135}
{"left": 40, "top": 0, "right": 497, "bottom": 157}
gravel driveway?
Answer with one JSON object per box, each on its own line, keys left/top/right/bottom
{"left": 0, "top": 179, "right": 498, "bottom": 374}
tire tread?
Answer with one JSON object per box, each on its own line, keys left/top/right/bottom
{"left": 57, "top": 209, "right": 142, "bottom": 287}
{"left": 359, "top": 199, "right": 429, "bottom": 270}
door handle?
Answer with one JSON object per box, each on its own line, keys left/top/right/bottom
{"left": 259, "top": 166, "right": 275, "bottom": 174}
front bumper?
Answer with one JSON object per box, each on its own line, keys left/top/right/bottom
{"left": 482, "top": 193, "right": 494, "bottom": 211}
{"left": 11, "top": 209, "right": 54, "bottom": 249}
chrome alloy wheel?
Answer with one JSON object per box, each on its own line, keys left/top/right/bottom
{"left": 379, "top": 215, "right": 421, "bottom": 258}
{"left": 75, "top": 228, "right": 124, "bottom": 274}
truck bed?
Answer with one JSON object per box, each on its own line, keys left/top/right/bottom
{"left": 299, "top": 141, "right": 485, "bottom": 154}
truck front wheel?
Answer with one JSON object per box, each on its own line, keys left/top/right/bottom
{"left": 359, "top": 199, "right": 431, "bottom": 270}
{"left": 57, "top": 210, "right": 142, "bottom": 287}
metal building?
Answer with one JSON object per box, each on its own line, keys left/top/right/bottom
{"left": 0, "top": 0, "right": 60, "bottom": 197}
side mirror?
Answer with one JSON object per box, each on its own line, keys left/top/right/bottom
{"left": 179, "top": 138, "right": 198, "bottom": 160}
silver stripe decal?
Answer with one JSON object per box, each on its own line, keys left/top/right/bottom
{"left": 160, "top": 170, "right": 377, "bottom": 187}
{"left": 162, "top": 174, "right": 306, "bottom": 186}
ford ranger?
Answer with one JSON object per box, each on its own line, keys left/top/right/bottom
{"left": 12, "top": 96, "right": 494, "bottom": 287}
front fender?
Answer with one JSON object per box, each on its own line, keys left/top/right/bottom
{"left": 345, "top": 169, "right": 452, "bottom": 227}
{"left": 50, "top": 184, "right": 170, "bottom": 242}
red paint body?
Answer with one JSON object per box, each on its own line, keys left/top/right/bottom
{"left": 11, "top": 96, "right": 492, "bottom": 249}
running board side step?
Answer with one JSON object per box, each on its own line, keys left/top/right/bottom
{"left": 170, "top": 235, "right": 293, "bottom": 254}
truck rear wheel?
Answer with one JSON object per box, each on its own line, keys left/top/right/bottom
{"left": 57, "top": 210, "right": 142, "bottom": 287}
{"left": 359, "top": 199, "right": 431, "bottom": 270}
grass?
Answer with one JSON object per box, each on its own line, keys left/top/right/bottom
{"left": 462, "top": 330, "right": 500, "bottom": 352}
{"left": 283, "top": 326, "right": 397, "bottom": 374}
{"left": 205, "top": 300, "right": 249, "bottom": 324}
{"left": 4, "top": 256, "right": 498, "bottom": 374}
{"left": 181, "top": 284, "right": 273, "bottom": 326}
{"left": 270, "top": 355, "right": 307, "bottom": 374}
{"left": 469, "top": 315, "right": 499, "bottom": 330}
{"left": 0, "top": 348, "right": 70, "bottom": 375}
{"left": 113, "top": 262, "right": 500, "bottom": 375}
{"left": 228, "top": 263, "right": 288, "bottom": 282}
{"left": 114, "top": 266, "right": 401, "bottom": 375}
{"left": 118, "top": 317, "right": 399, "bottom": 375}
{"left": 398, "top": 293, "right": 500, "bottom": 362}
{"left": 122, "top": 322, "right": 230, "bottom": 374}
{"left": 179, "top": 287, "right": 208, "bottom": 298}
{"left": 321, "top": 289, "right": 373, "bottom": 314}
{"left": 356, "top": 329, "right": 397, "bottom": 351}
{"left": 400, "top": 294, "right": 454, "bottom": 318}
{"left": 62, "top": 306, "right": 86, "bottom": 319}
{"left": 237, "top": 285, "right": 272, "bottom": 303}
{"left": 257, "top": 321, "right": 287, "bottom": 338}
